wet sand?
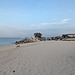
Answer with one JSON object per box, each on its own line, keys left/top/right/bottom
{"left": 0, "top": 41, "right": 75, "bottom": 75}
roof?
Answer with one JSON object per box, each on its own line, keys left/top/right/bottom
{"left": 62, "top": 34, "right": 75, "bottom": 35}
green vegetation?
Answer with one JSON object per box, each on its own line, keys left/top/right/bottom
{"left": 51, "top": 37, "right": 54, "bottom": 40}
{"left": 62, "top": 35, "right": 68, "bottom": 38}
{"left": 34, "top": 33, "right": 42, "bottom": 38}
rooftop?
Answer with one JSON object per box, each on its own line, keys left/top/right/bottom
{"left": 62, "top": 34, "right": 75, "bottom": 35}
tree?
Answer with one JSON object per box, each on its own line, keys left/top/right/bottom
{"left": 51, "top": 37, "right": 54, "bottom": 40}
{"left": 34, "top": 33, "right": 42, "bottom": 38}
{"left": 62, "top": 35, "right": 68, "bottom": 38}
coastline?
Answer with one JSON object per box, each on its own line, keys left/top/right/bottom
{"left": 0, "top": 37, "right": 23, "bottom": 47}
{"left": 0, "top": 41, "right": 75, "bottom": 75}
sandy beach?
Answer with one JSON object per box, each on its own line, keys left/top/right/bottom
{"left": 0, "top": 41, "right": 75, "bottom": 75}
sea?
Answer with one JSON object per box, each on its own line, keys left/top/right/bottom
{"left": 0, "top": 38, "right": 23, "bottom": 47}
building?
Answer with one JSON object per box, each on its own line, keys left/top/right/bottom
{"left": 62, "top": 34, "right": 75, "bottom": 38}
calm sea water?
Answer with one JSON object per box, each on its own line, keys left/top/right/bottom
{"left": 0, "top": 38, "right": 23, "bottom": 46}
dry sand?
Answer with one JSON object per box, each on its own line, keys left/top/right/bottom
{"left": 0, "top": 41, "right": 75, "bottom": 75}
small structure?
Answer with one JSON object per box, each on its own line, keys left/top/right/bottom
{"left": 62, "top": 34, "right": 75, "bottom": 38}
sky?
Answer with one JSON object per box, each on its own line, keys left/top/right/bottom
{"left": 0, "top": 0, "right": 75, "bottom": 37}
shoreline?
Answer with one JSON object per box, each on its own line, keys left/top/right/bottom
{"left": 0, "top": 40, "right": 75, "bottom": 51}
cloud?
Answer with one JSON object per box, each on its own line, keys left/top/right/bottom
{"left": 41, "top": 19, "right": 71, "bottom": 25}
{"left": 61, "top": 19, "right": 71, "bottom": 22}
{"left": 41, "top": 22, "right": 57, "bottom": 25}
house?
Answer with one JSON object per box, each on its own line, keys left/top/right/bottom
{"left": 62, "top": 34, "right": 75, "bottom": 38}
